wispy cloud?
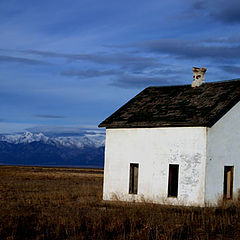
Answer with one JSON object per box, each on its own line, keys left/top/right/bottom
{"left": 191, "top": 0, "right": 206, "bottom": 10}
{"left": 129, "top": 38, "right": 240, "bottom": 61}
{"left": 23, "top": 50, "right": 161, "bottom": 71}
{"left": 110, "top": 74, "right": 181, "bottom": 88}
{"left": 23, "top": 50, "right": 66, "bottom": 58}
{"left": 35, "top": 114, "right": 65, "bottom": 119}
{"left": 61, "top": 69, "right": 123, "bottom": 78}
{"left": 220, "top": 65, "right": 240, "bottom": 74}
{"left": 190, "top": 0, "right": 240, "bottom": 24}
{"left": 0, "top": 55, "right": 50, "bottom": 65}
{"left": 26, "top": 125, "right": 104, "bottom": 137}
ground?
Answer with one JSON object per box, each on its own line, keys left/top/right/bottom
{"left": 0, "top": 165, "right": 240, "bottom": 239}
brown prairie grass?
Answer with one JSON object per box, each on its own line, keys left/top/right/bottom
{"left": 1, "top": 165, "right": 240, "bottom": 240}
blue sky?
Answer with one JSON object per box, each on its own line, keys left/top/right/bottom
{"left": 1, "top": 0, "right": 240, "bottom": 133}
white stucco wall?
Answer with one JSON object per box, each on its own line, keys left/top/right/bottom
{"left": 206, "top": 101, "right": 240, "bottom": 204}
{"left": 103, "top": 127, "right": 207, "bottom": 206}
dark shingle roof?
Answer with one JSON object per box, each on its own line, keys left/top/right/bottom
{"left": 99, "top": 79, "right": 240, "bottom": 128}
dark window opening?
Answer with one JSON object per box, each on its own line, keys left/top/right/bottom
{"left": 223, "top": 166, "right": 234, "bottom": 200}
{"left": 129, "top": 163, "right": 139, "bottom": 194}
{"left": 168, "top": 164, "right": 179, "bottom": 197}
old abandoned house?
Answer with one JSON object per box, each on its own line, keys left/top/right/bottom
{"left": 99, "top": 67, "right": 240, "bottom": 206}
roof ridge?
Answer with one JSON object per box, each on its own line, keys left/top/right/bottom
{"left": 148, "top": 78, "right": 240, "bottom": 89}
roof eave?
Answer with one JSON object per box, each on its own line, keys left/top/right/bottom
{"left": 99, "top": 123, "right": 208, "bottom": 129}
{"left": 207, "top": 97, "right": 240, "bottom": 128}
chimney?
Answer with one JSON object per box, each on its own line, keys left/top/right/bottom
{"left": 192, "top": 67, "right": 207, "bottom": 87}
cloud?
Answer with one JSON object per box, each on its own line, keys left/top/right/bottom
{"left": 201, "top": 36, "right": 240, "bottom": 44}
{"left": 23, "top": 50, "right": 160, "bottom": 71}
{"left": 0, "top": 122, "right": 37, "bottom": 134}
{"left": 220, "top": 65, "right": 240, "bottom": 74}
{"left": 35, "top": 115, "right": 65, "bottom": 119}
{"left": 25, "top": 49, "right": 181, "bottom": 88}
{"left": 23, "top": 50, "right": 65, "bottom": 58}
{"left": 191, "top": 0, "right": 206, "bottom": 10}
{"left": 190, "top": 0, "right": 240, "bottom": 24}
{"left": 26, "top": 125, "right": 104, "bottom": 137}
{"left": 61, "top": 69, "right": 123, "bottom": 78}
{"left": 62, "top": 66, "right": 188, "bottom": 88}
{"left": 132, "top": 38, "right": 240, "bottom": 61}
{"left": 0, "top": 55, "right": 49, "bottom": 65}
{"left": 110, "top": 74, "right": 182, "bottom": 88}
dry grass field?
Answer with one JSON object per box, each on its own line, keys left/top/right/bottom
{"left": 1, "top": 165, "right": 240, "bottom": 239}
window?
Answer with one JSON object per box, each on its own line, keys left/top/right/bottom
{"left": 223, "top": 166, "right": 234, "bottom": 200}
{"left": 168, "top": 164, "right": 179, "bottom": 197}
{"left": 129, "top": 163, "right": 139, "bottom": 194}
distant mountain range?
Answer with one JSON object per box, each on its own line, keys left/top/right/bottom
{"left": 0, "top": 131, "right": 105, "bottom": 167}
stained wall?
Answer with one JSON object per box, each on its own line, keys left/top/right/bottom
{"left": 103, "top": 127, "right": 207, "bottom": 206}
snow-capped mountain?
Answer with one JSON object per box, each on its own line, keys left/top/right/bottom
{"left": 0, "top": 130, "right": 105, "bottom": 167}
{"left": 0, "top": 132, "right": 49, "bottom": 144}
{"left": 0, "top": 131, "right": 105, "bottom": 149}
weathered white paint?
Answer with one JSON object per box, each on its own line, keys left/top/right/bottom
{"left": 103, "top": 127, "right": 207, "bottom": 206}
{"left": 206, "top": 101, "right": 240, "bottom": 204}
